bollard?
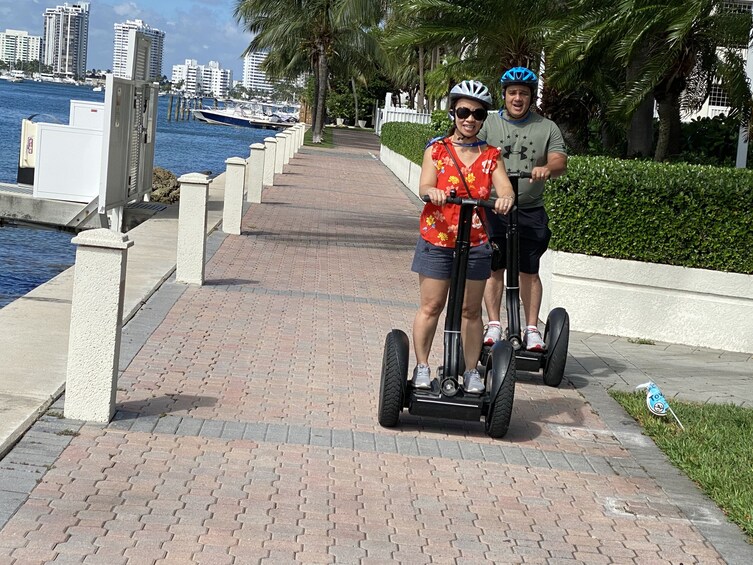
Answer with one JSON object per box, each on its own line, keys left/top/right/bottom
{"left": 64, "top": 228, "right": 134, "bottom": 422}
{"left": 222, "top": 157, "right": 246, "bottom": 235}
{"left": 281, "top": 131, "right": 292, "bottom": 165}
{"left": 176, "top": 172, "right": 209, "bottom": 285}
{"left": 247, "top": 143, "right": 265, "bottom": 203}
{"left": 286, "top": 130, "right": 295, "bottom": 161}
{"left": 274, "top": 132, "right": 287, "bottom": 174}
{"left": 296, "top": 124, "right": 304, "bottom": 151}
{"left": 263, "top": 137, "right": 277, "bottom": 186}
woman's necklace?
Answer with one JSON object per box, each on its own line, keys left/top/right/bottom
{"left": 451, "top": 138, "right": 487, "bottom": 148}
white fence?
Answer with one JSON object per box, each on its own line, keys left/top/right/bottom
{"left": 375, "top": 107, "right": 431, "bottom": 136}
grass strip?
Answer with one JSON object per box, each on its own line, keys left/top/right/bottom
{"left": 611, "top": 390, "right": 753, "bottom": 541}
{"left": 304, "top": 126, "right": 334, "bottom": 147}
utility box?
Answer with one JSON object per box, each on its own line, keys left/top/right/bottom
{"left": 18, "top": 100, "right": 106, "bottom": 201}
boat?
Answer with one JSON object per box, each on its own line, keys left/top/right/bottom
{"left": 0, "top": 73, "right": 23, "bottom": 83}
{"left": 192, "top": 101, "right": 299, "bottom": 130}
{"left": 92, "top": 85, "right": 103, "bottom": 92}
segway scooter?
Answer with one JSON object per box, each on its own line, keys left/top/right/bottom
{"left": 481, "top": 171, "right": 570, "bottom": 387}
{"left": 378, "top": 191, "right": 517, "bottom": 439}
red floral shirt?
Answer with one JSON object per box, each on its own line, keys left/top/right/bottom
{"left": 419, "top": 139, "right": 500, "bottom": 247}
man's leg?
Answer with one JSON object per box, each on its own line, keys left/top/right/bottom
{"left": 483, "top": 269, "right": 505, "bottom": 344}
{"left": 519, "top": 272, "right": 543, "bottom": 327}
{"left": 483, "top": 269, "right": 505, "bottom": 324}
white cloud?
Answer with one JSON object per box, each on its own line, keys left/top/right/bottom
{"left": 113, "top": 2, "right": 140, "bottom": 18}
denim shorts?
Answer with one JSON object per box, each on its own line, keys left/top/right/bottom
{"left": 411, "top": 237, "right": 493, "bottom": 280}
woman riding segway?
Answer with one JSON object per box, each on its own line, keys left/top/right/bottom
{"left": 378, "top": 80, "right": 520, "bottom": 438}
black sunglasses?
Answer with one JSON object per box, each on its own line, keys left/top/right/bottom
{"left": 453, "top": 106, "right": 488, "bottom": 121}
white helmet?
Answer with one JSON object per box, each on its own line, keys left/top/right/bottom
{"left": 449, "top": 80, "right": 493, "bottom": 109}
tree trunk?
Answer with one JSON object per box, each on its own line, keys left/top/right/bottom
{"left": 654, "top": 95, "right": 682, "bottom": 161}
{"left": 626, "top": 54, "right": 654, "bottom": 158}
{"left": 351, "top": 76, "right": 359, "bottom": 123}
{"left": 312, "top": 45, "right": 328, "bottom": 144}
{"left": 311, "top": 59, "right": 319, "bottom": 131}
{"left": 627, "top": 96, "right": 655, "bottom": 158}
{"left": 417, "top": 45, "right": 425, "bottom": 112}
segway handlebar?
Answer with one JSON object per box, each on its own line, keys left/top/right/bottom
{"left": 506, "top": 171, "right": 532, "bottom": 180}
{"left": 421, "top": 194, "right": 497, "bottom": 209}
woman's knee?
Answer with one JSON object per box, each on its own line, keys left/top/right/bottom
{"left": 420, "top": 299, "right": 446, "bottom": 319}
{"left": 461, "top": 302, "right": 483, "bottom": 320}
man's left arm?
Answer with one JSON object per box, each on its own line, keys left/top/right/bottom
{"left": 530, "top": 122, "right": 568, "bottom": 182}
{"left": 546, "top": 151, "right": 567, "bottom": 179}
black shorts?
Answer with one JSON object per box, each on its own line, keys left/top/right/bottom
{"left": 411, "top": 238, "right": 493, "bottom": 280}
{"left": 484, "top": 207, "right": 551, "bottom": 274}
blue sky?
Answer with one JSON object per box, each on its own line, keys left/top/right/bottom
{"left": 0, "top": 0, "right": 254, "bottom": 77}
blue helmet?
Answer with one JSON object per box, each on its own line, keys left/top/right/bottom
{"left": 500, "top": 67, "right": 538, "bottom": 93}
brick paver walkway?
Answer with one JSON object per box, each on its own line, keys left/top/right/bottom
{"left": 0, "top": 130, "right": 749, "bottom": 564}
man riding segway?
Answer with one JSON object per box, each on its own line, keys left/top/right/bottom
{"left": 479, "top": 67, "right": 568, "bottom": 352}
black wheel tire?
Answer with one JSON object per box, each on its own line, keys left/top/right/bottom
{"left": 485, "top": 341, "right": 516, "bottom": 439}
{"left": 543, "top": 308, "right": 570, "bottom": 387}
{"left": 378, "top": 330, "right": 409, "bottom": 427}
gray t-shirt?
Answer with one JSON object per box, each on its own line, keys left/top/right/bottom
{"left": 479, "top": 110, "right": 566, "bottom": 209}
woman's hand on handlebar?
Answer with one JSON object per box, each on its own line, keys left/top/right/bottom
{"left": 494, "top": 189, "right": 515, "bottom": 215}
{"left": 423, "top": 187, "right": 447, "bottom": 206}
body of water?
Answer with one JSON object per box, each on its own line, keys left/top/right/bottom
{"left": 0, "top": 79, "right": 271, "bottom": 308}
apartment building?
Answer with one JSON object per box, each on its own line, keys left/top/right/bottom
{"left": 42, "top": 2, "right": 90, "bottom": 78}
{"left": 171, "top": 59, "right": 232, "bottom": 98}
{"left": 113, "top": 19, "right": 165, "bottom": 80}
{"left": 0, "top": 29, "right": 42, "bottom": 65}
{"left": 242, "top": 51, "right": 273, "bottom": 92}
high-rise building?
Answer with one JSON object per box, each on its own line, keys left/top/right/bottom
{"left": 171, "top": 59, "right": 232, "bottom": 98}
{"left": 42, "top": 2, "right": 90, "bottom": 78}
{"left": 113, "top": 19, "right": 165, "bottom": 80}
{"left": 202, "top": 61, "right": 233, "bottom": 99}
{"left": 242, "top": 51, "right": 273, "bottom": 92}
{"left": 0, "top": 29, "right": 42, "bottom": 66}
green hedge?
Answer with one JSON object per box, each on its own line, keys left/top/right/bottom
{"left": 380, "top": 122, "right": 753, "bottom": 274}
{"left": 547, "top": 157, "right": 753, "bottom": 273}
{"left": 380, "top": 122, "right": 436, "bottom": 166}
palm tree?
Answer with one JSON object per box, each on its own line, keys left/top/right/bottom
{"left": 386, "top": 0, "right": 558, "bottom": 92}
{"left": 234, "top": 0, "right": 384, "bottom": 143}
{"left": 548, "top": 0, "right": 753, "bottom": 161}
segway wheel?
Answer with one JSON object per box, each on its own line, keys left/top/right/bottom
{"left": 378, "top": 329, "right": 409, "bottom": 427}
{"left": 485, "top": 340, "right": 516, "bottom": 439}
{"left": 543, "top": 308, "right": 570, "bottom": 387}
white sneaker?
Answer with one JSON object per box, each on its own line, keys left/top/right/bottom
{"left": 463, "top": 369, "right": 485, "bottom": 394}
{"left": 524, "top": 327, "right": 546, "bottom": 352}
{"left": 412, "top": 364, "right": 432, "bottom": 389}
{"left": 483, "top": 322, "right": 502, "bottom": 346}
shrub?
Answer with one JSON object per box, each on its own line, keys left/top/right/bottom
{"left": 546, "top": 156, "right": 753, "bottom": 273}
{"left": 380, "top": 121, "right": 436, "bottom": 165}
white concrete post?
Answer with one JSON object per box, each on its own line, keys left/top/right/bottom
{"left": 274, "top": 132, "right": 287, "bottom": 173}
{"left": 297, "top": 124, "right": 305, "bottom": 150}
{"left": 263, "top": 137, "right": 277, "bottom": 185}
{"left": 64, "top": 228, "right": 134, "bottom": 423}
{"left": 222, "top": 157, "right": 246, "bottom": 235}
{"left": 176, "top": 173, "right": 209, "bottom": 285}
{"left": 247, "top": 143, "right": 265, "bottom": 203}
{"left": 280, "top": 132, "right": 292, "bottom": 165}
{"left": 286, "top": 130, "right": 295, "bottom": 161}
